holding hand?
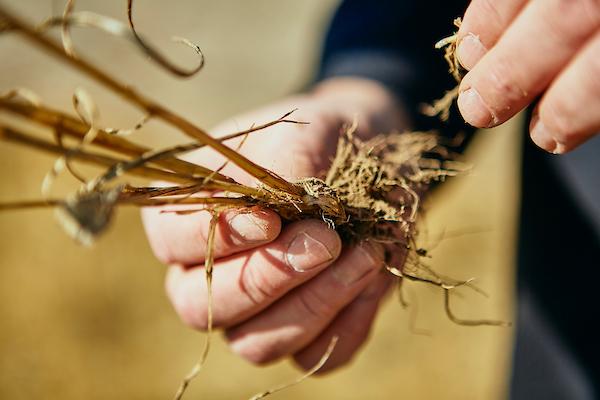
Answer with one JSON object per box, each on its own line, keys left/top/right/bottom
{"left": 142, "top": 78, "right": 408, "bottom": 372}
{"left": 456, "top": 0, "right": 600, "bottom": 153}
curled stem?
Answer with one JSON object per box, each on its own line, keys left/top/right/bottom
{"left": 127, "top": 0, "right": 204, "bottom": 77}
{"left": 0, "top": 7, "right": 301, "bottom": 196}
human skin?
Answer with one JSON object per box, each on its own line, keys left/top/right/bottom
{"left": 142, "top": 77, "right": 409, "bottom": 372}
{"left": 144, "top": 0, "right": 600, "bottom": 373}
{"left": 456, "top": 0, "right": 600, "bottom": 154}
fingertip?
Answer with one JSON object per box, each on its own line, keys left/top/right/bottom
{"left": 284, "top": 219, "right": 342, "bottom": 272}
{"left": 529, "top": 114, "right": 568, "bottom": 154}
{"left": 225, "top": 207, "right": 282, "bottom": 244}
{"left": 526, "top": 30, "right": 600, "bottom": 155}
{"left": 142, "top": 206, "right": 282, "bottom": 266}
{"left": 456, "top": 33, "right": 488, "bottom": 71}
{"left": 457, "top": 87, "right": 497, "bottom": 128}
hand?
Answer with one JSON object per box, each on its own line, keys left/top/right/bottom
{"left": 456, "top": 0, "right": 600, "bottom": 153}
{"left": 142, "top": 78, "right": 408, "bottom": 372}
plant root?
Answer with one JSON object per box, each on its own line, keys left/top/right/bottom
{"left": 420, "top": 18, "right": 467, "bottom": 121}
{"left": 248, "top": 336, "right": 339, "bottom": 400}
{"left": 0, "top": 5, "right": 511, "bottom": 399}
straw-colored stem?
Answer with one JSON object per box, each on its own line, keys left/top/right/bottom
{"left": 0, "top": 123, "right": 265, "bottom": 197}
{"left": 0, "top": 199, "right": 62, "bottom": 210}
{"left": 0, "top": 7, "right": 302, "bottom": 197}
{"left": 119, "top": 184, "right": 260, "bottom": 199}
{"left": 0, "top": 100, "right": 228, "bottom": 181}
{"left": 118, "top": 196, "right": 251, "bottom": 207}
{"left": 0, "top": 193, "right": 251, "bottom": 211}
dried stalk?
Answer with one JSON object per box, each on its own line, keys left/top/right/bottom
{"left": 0, "top": 125, "right": 198, "bottom": 184}
{"left": 0, "top": 6, "right": 340, "bottom": 397}
{"left": 172, "top": 210, "right": 220, "bottom": 400}
{"left": 0, "top": 4, "right": 510, "bottom": 399}
{"left": 0, "top": 6, "right": 300, "bottom": 195}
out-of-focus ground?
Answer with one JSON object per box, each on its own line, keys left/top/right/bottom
{"left": 0, "top": 1, "right": 521, "bottom": 399}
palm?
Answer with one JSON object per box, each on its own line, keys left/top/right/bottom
{"left": 143, "top": 78, "right": 406, "bottom": 373}
{"left": 190, "top": 96, "right": 350, "bottom": 186}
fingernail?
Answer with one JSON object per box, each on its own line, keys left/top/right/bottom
{"left": 530, "top": 114, "right": 563, "bottom": 154}
{"left": 458, "top": 88, "right": 496, "bottom": 127}
{"left": 457, "top": 33, "right": 487, "bottom": 71}
{"left": 229, "top": 213, "right": 270, "bottom": 242}
{"left": 331, "top": 245, "right": 381, "bottom": 285}
{"left": 286, "top": 233, "right": 335, "bottom": 272}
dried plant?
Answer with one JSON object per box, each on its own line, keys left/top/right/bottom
{"left": 420, "top": 18, "right": 466, "bottom": 121}
{"left": 0, "top": 3, "right": 507, "bottom": 399}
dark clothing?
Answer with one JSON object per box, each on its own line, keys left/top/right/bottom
{"left": 319, "top": 1, "right": 600, "bottom": 398}
{"left": 318, "top": 0, "right": 470, "bottom": 137}
{"left": 512, "top": 134, "right": 600, "bottom": 400}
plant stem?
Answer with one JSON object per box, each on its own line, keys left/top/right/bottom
{"left": 0, "top": 7, "right": 302, "bottom": 197}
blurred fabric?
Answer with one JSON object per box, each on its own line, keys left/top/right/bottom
{"left": 0, "top": 1, "right": 518, "bottom": 398}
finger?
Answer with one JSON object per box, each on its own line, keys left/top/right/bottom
{"left": 530, "top": 30, "right": 600, "bottom": 153}
{"left": 224, "top": 242, "right": 384, "bottom": 365}
{"left": 458, "top": 0, "right": 600, "bottom": 128}
{"left": 141, "top": 206, "right": 281, "bottom": 266}
{"left": 293, "top": 273, "right": 393, "bottom": 373}
{"left": 457, "top": 0, "right": 528, "bottom": 70}
{"left": 166, "top": 219, "right": 342, "bottom": 330}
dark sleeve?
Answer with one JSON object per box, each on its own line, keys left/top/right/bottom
{"left": 318, "top": 0, "right": 471, "bottom": 135}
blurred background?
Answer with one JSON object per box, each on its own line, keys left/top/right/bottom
{"left": 0, "top": 1, "right": 521, "bottom": 399}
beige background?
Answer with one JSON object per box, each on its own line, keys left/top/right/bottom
{"left": 0, "top": 1, "right": 521, "bottom": 399}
